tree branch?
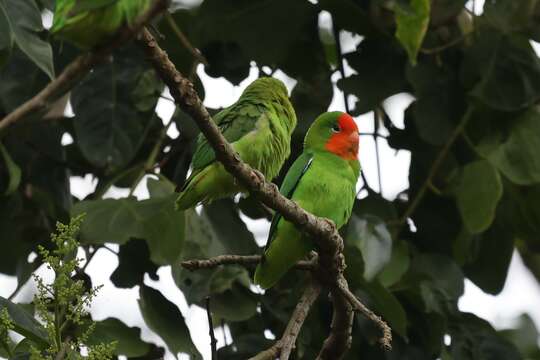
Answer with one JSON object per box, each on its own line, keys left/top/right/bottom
{"left": 0, "top": 0, "right": 169, "bottom": 137}
{"left": 248, "top": 281, "right": 322, "bottom": 360}
{"left": 205, "top": 297, "right": 218, "bottom": 360}
{"left": 181, "top": 255, "right": 316, "bottom": 271}
{"left": 136, "top": 27, "right": 391, "bottom": 356}
{"left": 317, "top": 290, "right": 353, "bottom": 360}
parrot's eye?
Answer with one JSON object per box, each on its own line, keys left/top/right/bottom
{"left": 331, "top": 125, "right": 341, "bottom": 133}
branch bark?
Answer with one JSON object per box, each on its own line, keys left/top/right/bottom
{"left": 0, "top": 0, "right": 169, "bottom": 137}
{"left": 248, "top": 281, "right": 322, "bottom": 360}
{"left": 181, "top": 255, "right": 316, "bottom": 271}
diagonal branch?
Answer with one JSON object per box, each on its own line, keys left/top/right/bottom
{"left": 0, "top": 0, "right": 169, "bottom": 137}
{"left": 137, "top": 26, "right": 391, "bottom": 357}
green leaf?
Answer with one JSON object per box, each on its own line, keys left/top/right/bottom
{"left": 377, "top": 241, "right": 410, "bottom": 287}
{"left": 346, "top": 214, "right": 392, "bottom": 281}
{"left": 2, "top": 0, "right": 54, "bottom": 79}
{"left": 338, "top": 38, "right": 407, "bottom": 114}
{"left": 477, "top": 107, "right": 540, "bottom": 185}
{"left": 499, "top": 314, "right": 540, "bottom": 359}
{"left": 0, "top": 2, "right": 13, "bottom": 69}
{"left": 394, "top": 0, "right": 431, "bottom": 65}
{"left": 449, "top": 313, "right": 521, "bottom": 360}
{"left": 319, "top": 0, "right": 376, "bottom": 36}
{"left": 0, "top": 142, "right": 21, "bottom": 195}
{"left": 110, "top": 238, "right": 158, "bottom": 288}
{"left": 71, "top": 46, "right": 160, "bottom": 171}
{"left": 456, "top": 160, "right": 503, "bottom": 234}
{"left": 138, "top": 285, "right": 201, "bottom": 359}
{"left": 406, "top": 61, "right": 465, "bottom": 145}
{"left": 466, "top": 29, "right": 540, "bottom": 111}
{"left": 0, "top": 297, "right": 48, "bottom": 347}
{"left": 72, "top": 194, "right": 185, "bottom": 265}
{"left": 361, "top": 280, "right": 408, "bottom": 338}
{"left": 87, "top": 318, "right": 152, "bottom": 357}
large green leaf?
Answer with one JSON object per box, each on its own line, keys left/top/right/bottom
{"left": 456, "top": 160, "right": 503, "bottom": 234}
{"left": 1, "top": 0, "right": 54, "bottom": 79}
{"left": 466, "top": 28, "right": 540, "bottom": 111}
{"left": 72, "top": 194, "right": 185, "bottom": 265}
{"left": 71, "top": 46, "right": 161, "bottom": 171}
{"left": 338, "top": 38, "right": 407, "bottom": 115}
{"left": 0, "top": 297, "right": 48, "bottom": 347}
{"left": 499, "top": 314, "right": 540, "bottom": 359}
{"left": 172, "top": 210, "right": 257, "bottom": 321}
{"left": 394, "top": 0, "right": 431, "bottom": 65}
{"left": 86, "top": 318, "right": 152, "bottom": 357}
{"left": 0, "top": 2, "right": 12, "bottom": 68}
{"left": 138, "top": 285, "right": 201, "bottom": 359}
{"left": 477, "top": 107, "right": 540, "bottom": 185}
{"left": 449, "top": 313, "right": 521, "bottom": 360}
{"left": 346, "top": 214, "right": 392, "bottom": 281}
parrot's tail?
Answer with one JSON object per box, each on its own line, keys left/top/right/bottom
{"left": 174, "top": 172, "right": 206, "bottom": 211}
{"left": 254, "top": 232, "right": 313, "bottom": 289}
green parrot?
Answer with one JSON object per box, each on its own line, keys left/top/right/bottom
{"left": 175, "top": 77, "right": 297, "bottom": 210}
{"left": 254, "top": 111, "right": 360, "bottom": 289}
{"left": 51, "top": 0, "right": 151, "bottom": 49}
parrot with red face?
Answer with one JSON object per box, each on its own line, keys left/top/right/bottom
{"left": 254, "top": 111, "right": 360, "bottom": 289}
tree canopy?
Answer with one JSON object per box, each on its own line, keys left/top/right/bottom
{"left": 1, "top": 0, "right": 540, "bottom": 359}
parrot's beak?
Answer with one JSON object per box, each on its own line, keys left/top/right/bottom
{"left": 350, "top": 131, "right": 359, "bottom": 143}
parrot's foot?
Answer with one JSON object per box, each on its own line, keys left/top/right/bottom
{"left": 251, "top": 169, "right": 266, "bottom": 184}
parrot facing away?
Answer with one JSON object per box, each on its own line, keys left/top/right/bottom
{"left": 51, "top": 0, "right": 151, "bottom": 49}
{"left": 175, "top": 77, "right": 297, "bottom": 210}
{"left": 254, "top": 111, "right": 360, "bottom": 289}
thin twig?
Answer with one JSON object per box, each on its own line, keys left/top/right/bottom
{"left": 205, "top": 297, "right": 218, "bottom": 360}
{"left": 337, "top": 277, "right": 392, "bottom": 350}
{"left": 181, "top": 255, "right": 316, "bottom": 271}
{"left": 280, "top": 281, "right": 322, "bottom": 359}
{"left": 396, "top": 107, "right": 474, "bottom": 231}
{"left": 374, "top": 108, "right": 383, "bottom": 195}
{"left": 165, "top": 13, "right": 208, "bottom": 66}
{"left": 0, "top": 0, "right": 168, "bottom": 137}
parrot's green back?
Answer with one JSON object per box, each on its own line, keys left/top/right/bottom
{"left": 254, "top": 112, "right": 360, "bottom": 289}
{"left": 51, "top": 0, "right": 151, "bottom": 49}
{"left": 175, "top": 77, "right": 297, "bottom": 210}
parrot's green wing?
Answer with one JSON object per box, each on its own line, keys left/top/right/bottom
{"left": 264, "top": 151, "right": 314, "bottom": 252}
{"left": 179, "top": 105, "right": 263, "bottom": 190}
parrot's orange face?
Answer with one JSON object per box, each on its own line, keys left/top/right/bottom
{"left": 325, "top": 113, "right": 359, "bottom": 160}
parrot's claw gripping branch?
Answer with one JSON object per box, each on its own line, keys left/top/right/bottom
{"left": 136, "top": 28, "right": 392, "bottom": 358}
{"left": 0, "top": 0, "right": 169, "bottom": 137}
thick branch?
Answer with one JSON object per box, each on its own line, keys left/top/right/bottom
{"left": 181, "top": 255, "right": 316, "bottom": 271}
{"left": 0, "top": 0, "right": 168, "bottom": 137}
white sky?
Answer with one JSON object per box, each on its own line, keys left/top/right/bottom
{"left": 2, "top": 0, "right": 540, "bottom": 359}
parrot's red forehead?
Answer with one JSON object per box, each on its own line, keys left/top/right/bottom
{"left": 337, "top": 113, "right": 358, "bottom": 133}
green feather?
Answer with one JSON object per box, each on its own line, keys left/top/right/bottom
{"left": 254, "top": 112, "right": 360, "bottom": 289}
{"left": 175, "top": 77, "right": 296, "bottom": 210}
{"left": 51, "top": 0, "right": 150, "bottom": 49}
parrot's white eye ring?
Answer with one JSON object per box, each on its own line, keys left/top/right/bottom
{"left": 331, "top": 125, "right": 341, "bottom": 133}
